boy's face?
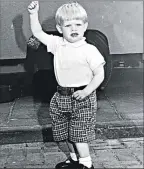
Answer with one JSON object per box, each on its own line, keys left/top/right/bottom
{"left": 56, "top": 20, "right": 88, "bottom": 43}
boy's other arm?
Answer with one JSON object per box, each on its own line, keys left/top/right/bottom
{"left": 72, "top": 65, "right": 104, "bottom": 100}
{"left": 83, "top": 65, "right": 105, "bottom": 95}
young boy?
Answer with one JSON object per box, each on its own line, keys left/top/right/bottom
{"left": 28, "top": 1, "right": 105, "bottom": 169}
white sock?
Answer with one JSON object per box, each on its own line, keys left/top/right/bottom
{"left": 70, "top": 152, "right": 78, "bottom": 161}
{"left": 79, "top": 156, "right": 92, "bottom": 168}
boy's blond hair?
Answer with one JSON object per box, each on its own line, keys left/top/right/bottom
{"left": 55, "top": 2, "right": 88, "bottom": 26}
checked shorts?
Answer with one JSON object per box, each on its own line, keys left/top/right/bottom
{"left": 49, "top": 90, "right": 97, "bottom": 142}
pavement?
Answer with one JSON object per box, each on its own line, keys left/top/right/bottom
{"left": 0, "top": 137, "right": 143, "bottom": 168}
{"left": 0, "top": 68, "right": 143, "bottom": 144}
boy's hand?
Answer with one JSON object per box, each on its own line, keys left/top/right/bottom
{"left": 72, "top": 90, "right": 89, "bottom": 100}
{"left": 28, "top": 1, "right": 39, "bottom": 14}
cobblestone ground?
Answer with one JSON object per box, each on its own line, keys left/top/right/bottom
{"left": 0, "top": 137, "right": 143, "bottom": 168}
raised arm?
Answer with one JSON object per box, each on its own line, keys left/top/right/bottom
{"left": 28, "top": 1, "right": 49, "bottom": 46}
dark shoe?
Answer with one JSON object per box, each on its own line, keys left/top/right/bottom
{"left": 78, "top": 164, "right": 94, "bottom": 169}
{"left": 55, "top": 157, "right": 79, "bottom": 169}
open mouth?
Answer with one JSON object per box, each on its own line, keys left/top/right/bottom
{"left": 71, "top": 33, "right": 79, "bottom": 37}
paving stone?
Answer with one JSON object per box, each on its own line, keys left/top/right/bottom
{"left": 120, "top": 137, "right": 144, "bottom": 142}
{"left": 92, "top": 144, "right": 125, "bottom": 150}
{"left": 90, "top": 139, "right": 108, "bottom": 145}
{"left": 26, "top": 142, "right": 44, "bottom": 147}
{"left": 131, "top": 147, "right": 143, "bottom": 157}
{"left": 26, "top": 152, "right": 44, "bottom": 165}
{"left": 44, "top": 152, "right": 67, "bottom": 165}
{"left": 102, "top": 160, "right": 122, "bottom": 168}
{"left": 26, "top": 147, "right": 42, "bottom": 154}
{"left": 24, "top": 164, "right": 49, "bottom": 168}
{"left": 43, "top": 142, "right": 63, "bottom": 153}
{"left": 105, "top": 139, "right": 125, "bottom": 149}
{"left": 119, "top": 160, "right": 141, "bottom": 167}
{"left": 90, "top": 139, "right": 107, "bottom": 144}
{"left": 0, "top": 147, "right": 11, "bottom": 156}
{"left": 1, "top": 143, "right": 24, "bottom": 149}
{"left": 94, "top": 149, "right": 118, "bottom": 162}
{"left": 89, "top": 147, "right": 95, "bottom": 155}
{"left": 113, "top": 149, "right": 138, "bottom": 161}
{"left": 43, "top": 146, "right": 60, "bottom": 153}
{"left": 90, "top": 152, "right": 97, "bottom": 160}
{"left": 0, "top": 156, "right": 7, "bottom": 168}
{"left": 0, "top": 102, "right": 13, "bottom": 124}
{"left": 131, "top": 148, "right": 144, "bottom": 164}
{"left": 9, "top": 148, "right": 26, "bottom": 156}
{"left": 125, "top": 164, "right": 144, "bottom": 168}
{"left": 5, "top": 163, "right": 26, "bottom": 168}
{"left": 90, "top": 141, "right": 109, "bottom": 150}
{"left": 137, "top": 140, "right": 144, "bottom": 146}
{"left": 5, "top": 154, "right": 26, "bottom": 166}
{"left": 123, "top": 140, "right": 142, "bottom": 148}
{"left": 136, "top": 154, "right": 143, "bottom": 163}
{"left": 96, "top": 109, "right": 119, "bottom": 122}
{"left": 106, "top": 139, "right": 121, "bottom": 145}
{"left": 93, "top": 162, "right": 103, "bottom": 168}
{"left": 7, "top": 118, "right": 39, "bottom": 126}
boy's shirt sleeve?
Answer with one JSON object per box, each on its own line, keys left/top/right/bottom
{"left": 86, "top": 45, "right": 106, "bottom": 71}
{"left": 45, "top": 34, "right": 61, "bottom": 54}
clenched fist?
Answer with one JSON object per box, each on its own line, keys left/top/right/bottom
{"left": 28, "top": 1, "right": 39, "bottom": 14}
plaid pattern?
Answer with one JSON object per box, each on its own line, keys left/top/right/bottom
{"left": 49, "top": 90, "right": 97, "bottom": 142}
{"left": 27, "top": 35, "right": 41, "bottom": 50}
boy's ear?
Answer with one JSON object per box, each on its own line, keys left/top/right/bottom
{"left": 84, "top": 22, "right": 88, "bottom": 31}
{"left": 56, "top": 24, "right": 62, "bottom": 34}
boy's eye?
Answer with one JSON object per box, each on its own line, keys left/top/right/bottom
{"left": 76, "top": 24, "right": 82, "bottom": 26}
{"left": 65, "top": 24, "right": 71, "bottom": 27}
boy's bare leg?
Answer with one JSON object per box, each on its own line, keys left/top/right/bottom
{"left": 75, "top": 142, "right": 92, "bottom": 168}
{"left": 66, "top": 140, "right": 76, "bottom": 153}
{"left": 55, "top": 140, "right": 78, "bottom": 169}
{"left": 75, "top": 142, "right": 90, "bottom": 157}
{"left": 66, "top": 140, "right": 78, "bottom": 162}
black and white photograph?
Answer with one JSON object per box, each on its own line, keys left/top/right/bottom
{"left": 0, "top": 0, "right": 143, "bottom": 168}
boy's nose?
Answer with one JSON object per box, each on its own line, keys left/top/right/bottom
{"left": 71, "top": 25, "right": 77, "bottom": 31}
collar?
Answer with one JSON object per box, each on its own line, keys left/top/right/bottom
{"left": 61, "top": 37, "right": 86, "bottom": 47}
